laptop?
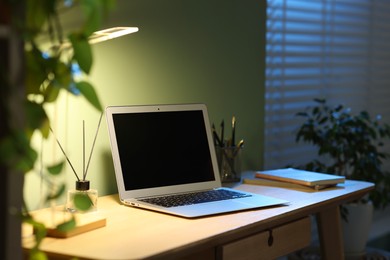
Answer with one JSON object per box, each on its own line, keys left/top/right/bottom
{"left": 105, "top": 103, "right": 288, "bottom": 218}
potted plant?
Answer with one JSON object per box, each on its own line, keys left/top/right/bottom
{"left": 0, "top": 1, "right": 113, "bottom": 258}
{"left": 294, "top": 98, "right": 390, "bottom": 257}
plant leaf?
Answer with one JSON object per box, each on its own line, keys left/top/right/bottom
{"left": 45, "top": 183, "right": 66, "bottom": 202}
{"left": 23, "top": 215, "right": 47, "bottom": 249}
{"left": 26, "top": 0, "right": 53, "bottom": 36}
{"left": 43, "top": 82, "right": 60, "bottom": 103}
{"left": 296, "top": 112, "right": 308, "bottom": 117}
{"left": 25, "top": 46, "right": 47, "bottom": 94}
{"left": 25, "top": 100, "right": 50, "bottom": 138}
{"left": 29, "top": 249, "right": 48, "bottom": 260}
{"left": 74, "top": 193, "right": 93, "bottom": 211}
{"left": 80, "top": 0, "right": 103, "bottom": 36}
{"left": 54, "top": 61, "right": 72, "bottom": 88}
{"left": 56, "top": 217, "right": 76, "bottom": 232}
{"left": 68, "top": 33, "right": 93, "bottom": 74}
{"left": 75, "top": 81, "right": 103, "bottom": 111}
{"left": 314, "top": 98, "right": 325, "bottom": 104}
{"left": 0, "top": 131, "right": 38, "bottom": 172}
{"left": 47, "top": 161, "right": 65, "bottom": 176}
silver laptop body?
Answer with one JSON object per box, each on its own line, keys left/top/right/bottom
{"left": 105, "top": 103, "right": 288, "bottom": 218}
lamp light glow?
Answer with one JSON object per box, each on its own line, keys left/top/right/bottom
{"left": 88, "top": 27, "right": 139, "bottom": 44}
{"left": 58, "top": 26, "right": 139, "bottom": 50}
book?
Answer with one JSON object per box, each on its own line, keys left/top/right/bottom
{"left": 254, "top": 168, "right": 345, "bottom": 190}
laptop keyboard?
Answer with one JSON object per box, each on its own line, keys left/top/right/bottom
{"left": 139, "top": 189, "right": 252, "bottom": 208}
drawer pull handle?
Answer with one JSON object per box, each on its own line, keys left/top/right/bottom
{"left": 267, "top": 230, "right": 274, "bottom": 247}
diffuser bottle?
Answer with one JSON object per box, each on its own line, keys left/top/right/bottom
{"left": 66, "top": 180, "right": 98, "bottom": 213}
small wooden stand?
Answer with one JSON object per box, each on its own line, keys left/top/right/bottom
{"left": 25, "top": 206, "right": 106, "bottom": 238}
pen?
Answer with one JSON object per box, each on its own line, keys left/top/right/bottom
{"left": 231, "top": 116, "right": 236, "bottom": 147}
{"left": 220, "top": 120, "right": 224, "bottom": 147}
{"left": 234, "top": 139, "right": 244, "bottom": 157}
{"left": 212, "top": 123, "right": 222, "bottom": 147}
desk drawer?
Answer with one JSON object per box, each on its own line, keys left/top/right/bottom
{"left": 219, "top": 217, "right": 311, "bottom": 260}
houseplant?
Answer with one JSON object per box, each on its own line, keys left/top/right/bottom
{"left": 294, "top": 98, "right": 390, "bottom": 257}
{"left": 0, "top": 1, "right": 114, "bottom": 259}
{"left": 295, "top": 98, "right": 390, "bottom": 209}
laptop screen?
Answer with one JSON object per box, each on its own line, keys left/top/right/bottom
{"left": 112, "top": 110, "right": 215, "bottom": 191}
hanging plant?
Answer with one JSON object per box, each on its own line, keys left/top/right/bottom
{"left": 0, "top": 1, "right": 115, "bottom": 259}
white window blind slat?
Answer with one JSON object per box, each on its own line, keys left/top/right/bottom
{"left": 264, "top": 0, "right": 390, "bottom": 170}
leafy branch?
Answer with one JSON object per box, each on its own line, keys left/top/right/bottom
{"left": 0, "top": 1, "right": 115, "bottom": 259}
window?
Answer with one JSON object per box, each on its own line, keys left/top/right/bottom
{"left": 264, "top": 0, "right": 390, "bottom": 170}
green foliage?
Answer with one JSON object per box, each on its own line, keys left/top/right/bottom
{"left": 69, "top": 32, "right": 93, "bottom": 74}
{"left": 56, "top": 216, "right": 76, "bottom": 232}
{"left": 46, "top": 161, "right": 64, "bottom": 175}
{"left": 25, "top": 100, "right": 50, "bottom": 138}
{"left": 44, "top": 183, "right": 66, "bottom": 202}
{"left": 295, "top": 98, "right": 390, "bottom": 209}
{"left": 74, "top": 193, "right": 94, "bottom": 211}
{"left": 76, "top": 81, "right": 103, "bottom": 111}
{"left": 28, "top": 250, "right": 48, "bottom": 260}
{"left": 0, "top": 0, "right": 115, "bottom": 258}
{"left": 22, "top": 214, "right": 48, "bottom": 260}
{"left": 0, "top": 130, "right": 38, "bottom": 172}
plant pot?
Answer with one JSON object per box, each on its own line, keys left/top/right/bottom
{"left": 342, "top": 201, "right": 374, "bottom": 259}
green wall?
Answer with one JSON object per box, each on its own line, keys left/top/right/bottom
{"left": 25, "top": 0, "right": 267, "bottom": 208}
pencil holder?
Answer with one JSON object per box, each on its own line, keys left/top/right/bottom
{"left": 216, "top": 146, "right": 242, "bottom": 183}
{"left": 66, "top": 181, "right": 98, "bottom": 213}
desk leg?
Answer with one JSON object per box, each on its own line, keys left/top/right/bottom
{"left": 316, "top": 206, "right": 344, "bottom": 260}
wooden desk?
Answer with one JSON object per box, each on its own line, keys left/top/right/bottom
{"left": 23, "top": 172, "right": 373, "bottom": 260}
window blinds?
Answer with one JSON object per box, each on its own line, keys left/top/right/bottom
{"left": 264, "top": 0, "right": 390, "bottom": 170}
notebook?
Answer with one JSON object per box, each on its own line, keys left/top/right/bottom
{"left": 105, "top": 103, "right": 288, "bottom": 218}
{"left": 255, "top": 168, "right": 345, "bottom": 190}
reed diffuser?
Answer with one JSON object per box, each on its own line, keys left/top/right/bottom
{"left": 52, "top": 113, "right": 103, "bottom": 213}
